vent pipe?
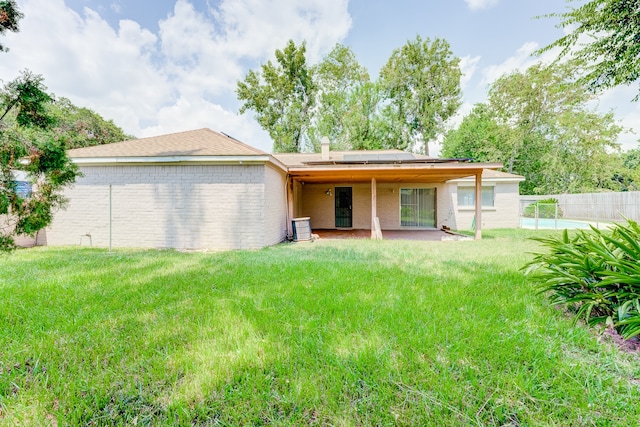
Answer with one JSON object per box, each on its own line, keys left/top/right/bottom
{"left": 321, "top": 136, "right": 330, "bottom": 161}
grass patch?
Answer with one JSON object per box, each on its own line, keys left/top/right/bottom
{"left": 1, "top": 230, "right": 639, "bottom": 425}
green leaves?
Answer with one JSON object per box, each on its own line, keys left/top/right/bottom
{"left": 379, "top": 36, "right": 461, "bottom": 156}
{"left": 237, "top": 38, "right": 462, "bottom": 154}
{"left": 0, "top": 0, "right": 23, "bottom": 52}
{"left": 443, "top": 62, "right": 623, "bottom": 195}
{"left": 1, "top": 71, "right": 53, "bottom": 128}
{"left": 538, "top": 0, "right": 640, "bottom": 99}
{"left": 0, "top": 72, "right": 80, "bottom": 251}
{"left": 525, "top": 219, "right": 640, "bottom": 339}
{"left": 237, "top": 40, "right": 315, "bottom": 153}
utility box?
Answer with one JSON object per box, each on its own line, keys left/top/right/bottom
{"left": 292, "top": 217, "right": 312, "bottom": 241}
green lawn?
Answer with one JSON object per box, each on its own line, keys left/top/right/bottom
{"left": 1, "top": 230, "right": 639, "bottom": 426}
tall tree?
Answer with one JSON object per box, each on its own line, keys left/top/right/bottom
{"left": 1, "top": 71, "right": 79, "bottom": 251}
{"left": 0, "top": 0, "right": 22, "bottom": 52}
{"left": 308, "top": 44, "right": 377, "bottom": 151}
{"left": 490, "top": 62, "right": 622, "bottom": 194}
{"left": 237, "top": 40, "right": 315, "bottom": 153}
{"left": 442, "top": 62, "right": 623, "bottom": 195}
{"left": 48, "top": 98, "right": 132, "bottom": 148}
{"left": 441, "top": 103, "right": 507, "bottom": 161}
{"left": 378, "top": 36, "right": 462, "bottom": 155}
{"left": 609, "top": 146, "right": 640, "bottom": 191}
{"left": 538, "top": 0, "right": 640, "bottom": 98}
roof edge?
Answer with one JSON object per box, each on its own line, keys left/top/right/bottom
{"left": 72, "top": 155, "right": 272, "bottom": 165}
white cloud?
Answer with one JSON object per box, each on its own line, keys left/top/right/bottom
{"left": 213, "top": 0, "right": 351, "bottom": 63}
{"left": 480, "top": 42, "right": 539, "bottom": 86}
{"left": 464, "top": 0, "right": 499, "bottom": 11}
{"left": 480, "top": 41, "right": 562, "bottom": 87}
{"left": 0, "top": 0, "right": 351, "bottom": 152}
{"left": 459, "top": 55, "right": 480, "bottom": 90}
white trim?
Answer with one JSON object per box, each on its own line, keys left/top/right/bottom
{"left": 450, "top": 176, "right": 525, "bottom": 183}
{"left": 458, "top": 207, "right": 497, "bottom": 212}
{"left": 72, "top": 155, "right": 272, "bottom": 165}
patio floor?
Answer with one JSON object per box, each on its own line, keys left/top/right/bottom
{"left": 312, "top": 229, "right": 470, "bottom": 241}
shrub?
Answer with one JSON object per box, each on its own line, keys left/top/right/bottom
{"left": 524, "top": 219, "right": 640, "bottom": 339}
{"left": 523, "top": 198, "right": 562, "bottom": 218}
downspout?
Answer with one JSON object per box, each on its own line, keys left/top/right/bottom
{"left": 284, "top": 175, "right": 293, "bottom": 239}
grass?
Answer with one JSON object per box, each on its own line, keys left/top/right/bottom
{"left": 1, "top": 229, "right": 639, "bottom": 425}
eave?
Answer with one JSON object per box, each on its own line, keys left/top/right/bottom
{"left": 287, "top": 162, "right": 503, "bottom": 184}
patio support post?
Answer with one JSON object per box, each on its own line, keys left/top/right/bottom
{"left": 475, "top": 171, "right": 482, "bottom": 240}
{"left": 287, "top": 177, "right": 294, "bottom": 238}
{"left": 371, "top": 177, "right": 377, "bottom": 239}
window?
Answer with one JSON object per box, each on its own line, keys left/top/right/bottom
{"left": 14, "top": 181, "right": 32, "bottom": 198}
{"left": 457, "top": 186, "right": 494, "bottom": 208}
{"left": 400, "top": 188, "right": 436, "bottom": 227}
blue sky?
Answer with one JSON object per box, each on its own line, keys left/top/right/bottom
{"left": 1, "top": 0, "right": 638, "bottom": 154}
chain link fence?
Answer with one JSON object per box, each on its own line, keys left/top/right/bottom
{"left": 520, "top": 192, "right": 640, "bottom": 230}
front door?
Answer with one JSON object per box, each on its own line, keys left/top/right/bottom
{"left": 335, "top": 187, "right": 352, "bottom": 228}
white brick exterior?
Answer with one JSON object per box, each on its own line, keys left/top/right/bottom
{"left": 301, "top": 182, "right": 445, "bottom": 230}
{"left": 299, "top": 180, "right": 521, "bottom": 231}
{"left": 442, "top": 181, "right": 522, "bottom": 230}
{"left": 47, "top": 163, "right": 287, "bottom": 250}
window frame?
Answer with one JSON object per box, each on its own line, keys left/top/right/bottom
{"left": 457, "top": 185, "right": 495, "bottom": 209}
{"left": 399, "top": 187, "right": 437, "bottom": 228}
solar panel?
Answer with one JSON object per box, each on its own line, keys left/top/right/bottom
{"left": 342, "top": 153, "right": 416, "bottom": 162}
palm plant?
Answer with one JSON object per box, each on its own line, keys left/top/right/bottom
{"left": 525, "top": 219, "right": 640, "bottom": 339}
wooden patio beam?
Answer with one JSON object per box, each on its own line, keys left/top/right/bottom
{"left": 475, "top": 171, "right": 482, "bottom": 240}
{"left": 371, "top": 177, "right": 377, "bottom": 239}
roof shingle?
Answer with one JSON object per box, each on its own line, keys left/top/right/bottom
{"left": 67, "top": 128, "right": 267, "bottom": 158}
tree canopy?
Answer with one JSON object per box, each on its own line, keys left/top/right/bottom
{"left": 0, "top": 71, "right": 79, "bottom": 250}
{"left": 237, "top": 40, "right": 316, "bottom": 153}
{"left": 308, "top": 44, "right": 373, "bottom": 151}
{"left": 443, "top": 62, "right": 623, "bottom": 195}
{"left": 0, "top": 0, "right": 22, "bottom": 52}
{"left": 48, "top": 97, "right": 133, "bottom": 149}
{"left": 539, "top": 0, "right": 640, "bottom": 98}
{"left": 237, "top": 37, "right": 462, "bottom": 153}
{"left": 378, "top": 36, "right": 461, "bottom": 156}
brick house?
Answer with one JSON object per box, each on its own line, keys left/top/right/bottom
{"left": 45, "top": 128, "right": 524, "bottom": 250}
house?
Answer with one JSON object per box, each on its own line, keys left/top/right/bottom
{"left": 45, "top": 129, "right": 523, "bottom": 250}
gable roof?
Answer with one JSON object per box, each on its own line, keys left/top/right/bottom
{"left": 67, "top": 128, "right": 267, "bottom": 158}
{"left": 63, "top": 128, "right": 510, "bottom": 183}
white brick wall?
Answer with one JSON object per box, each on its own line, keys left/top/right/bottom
{"left": 446, "top": 182, "right": 521, "bottom": 230}
{"left": 47, "top": 163, "right": 287, "bottom": 250}
{"left": 301, "top": 182, "right": 444, "bottom": 230}
{"left": 299, "top": 180, "right": 521, "bottom": 231}
{"left": 262, "top": 164, "right": 287, "bottom": 246}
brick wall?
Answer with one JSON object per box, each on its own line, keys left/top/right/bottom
{"left": 300, "top": 182, "right": 444, "bottom": 230}
{"left": 262, "top": 164, "right": 287, "bottom": 246}
{"left": 47, "top": 163, "right": 283, "bottom": 250}
{"left": 447, "top": 182, "right": 521, "bottom": 230}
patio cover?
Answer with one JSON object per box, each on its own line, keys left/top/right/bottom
{"left": 277, "top": 153, "right": 503, "bottom": 240}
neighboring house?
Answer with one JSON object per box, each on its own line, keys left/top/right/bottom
{"left": 45, "top": 129, "right": 523, "bottom": 250}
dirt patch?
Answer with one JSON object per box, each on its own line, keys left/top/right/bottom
{"left": 601, "top": 326, "right": 640, "bottom": 354}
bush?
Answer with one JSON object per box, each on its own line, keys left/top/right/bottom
{"left": 524, "top": 219, "right": 640, "bottom": 339}
{"left": 523, "top": 198, "right": 562, "bottom": 218}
